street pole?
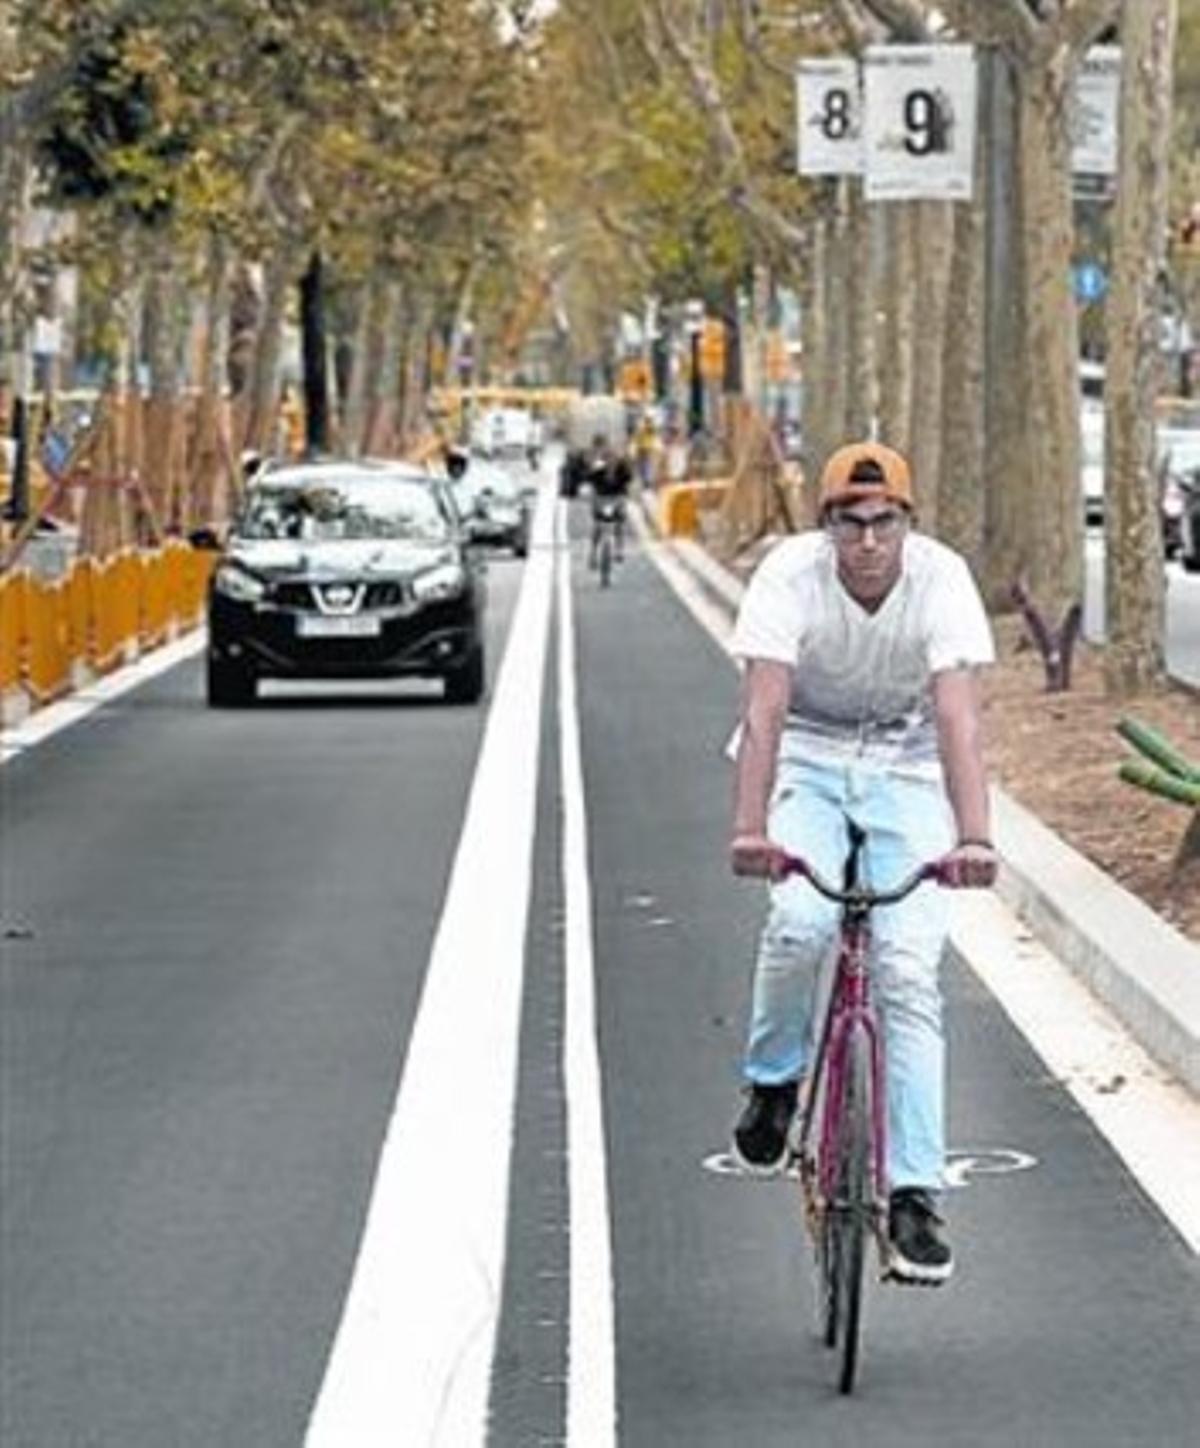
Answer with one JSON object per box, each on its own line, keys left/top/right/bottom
{"left": 685, "top": 298, "right": 705, "bottom": 439}
{"left": 6, "top": 314, "right": 30, "bottom": 523}
{"left": 688, "top": 332, "right": 702, "bottom": 438}
{"left": 299, "top": 250, "right": 330, "bottom": 457}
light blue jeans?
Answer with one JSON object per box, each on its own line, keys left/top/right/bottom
{"left": 743, "top": 756, "right": 954, "bottom": 1190}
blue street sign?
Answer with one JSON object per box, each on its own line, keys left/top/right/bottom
{"left": 1073, "top": 261, "right": 1108, "bottom": 304}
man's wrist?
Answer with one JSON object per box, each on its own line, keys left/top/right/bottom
{"left": 956, "top": 836, "right": 994, "bottom": 850}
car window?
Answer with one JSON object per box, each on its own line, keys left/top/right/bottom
{"left": 1162, "top": 438, "right": 1200, "bottom": 473}
{"left": 238, "top": 476, "right": 451, "bottom": 542}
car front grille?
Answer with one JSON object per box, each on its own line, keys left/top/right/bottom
{"left": 268, "top": 580, "right": 408, "bottom": 611}
{"left": 363, "top": 581, "right": 407, "bottom": 608}
{"left": 272, "top": 582, "right": 315, "bottom": 609}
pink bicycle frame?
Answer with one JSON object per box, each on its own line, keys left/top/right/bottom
{"left": 813, "top": 916, "right": 888, "bottom": 1209}
{"left": 785, "top": 848, "right": 946, "bottom": 1213}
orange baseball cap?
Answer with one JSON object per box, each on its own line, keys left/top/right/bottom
{"left": 818, "top": 442, "right": 913, "bottom": 513}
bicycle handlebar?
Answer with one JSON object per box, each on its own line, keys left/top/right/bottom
{"left": 779, "top": 852, "right": 947, "bottom": 908}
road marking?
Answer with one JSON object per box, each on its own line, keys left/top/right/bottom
{"left": 306, "top": 484, "right": 557, "bottom": 1446}
{"left": 699, "top": 1147, "right": 1038, "bottom": 1187}
{"left": 642, "top": 521, "right": 1200, "bottom": 1256}
{"left": 0, "top": 630, "right": 207, "bottom": 764}
{"left": 942, "top": 1148, "right": 1038, "bottom": 1188}
{"left": 556, "top": 501, "right": 618, "bottom": 1446}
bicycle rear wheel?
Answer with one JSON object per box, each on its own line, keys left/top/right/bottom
{"left": 598, "top": 528, "right": 614, "bottom": 587}
{"left": 824, "top": 1028, "right": 872, "bottom": 1394}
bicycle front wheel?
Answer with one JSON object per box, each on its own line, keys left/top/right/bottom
{"left": 824, "top": 1027, "right": 872, "bottom": 1394}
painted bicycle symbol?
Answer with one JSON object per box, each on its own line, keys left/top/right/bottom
{"left": 702, "top": 1146, "right": 1038, "bottom": 1188}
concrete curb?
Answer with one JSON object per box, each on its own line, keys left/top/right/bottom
{"left": 641, "top": 502, "right": 1200, "bottom": 1095}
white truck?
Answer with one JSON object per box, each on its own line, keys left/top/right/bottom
{"left": 471, "top": 406, "right": 533, "bottom": 459}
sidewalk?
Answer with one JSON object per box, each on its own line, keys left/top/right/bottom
{"left": 639, "top": 503, "right": 1200, "bottom": 1100}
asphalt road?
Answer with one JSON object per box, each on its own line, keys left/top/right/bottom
{"left": 2, "top": 490, "right": 1198, "bottom": 1446}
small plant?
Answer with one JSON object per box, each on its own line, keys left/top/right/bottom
{"left": 1116, "top": 717, "right": 1200, "bottom": 879}
{"left": 1010, "top": 581, "right": 1082, "bottom": 692}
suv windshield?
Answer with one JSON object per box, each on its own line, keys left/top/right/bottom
{"left": 238, "top": 476, "right": 450, "bottom": 543}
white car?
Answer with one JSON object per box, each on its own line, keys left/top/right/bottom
{"left": 1159, "top": 429, "right": 1200, "bottom": 568}
{"left": 1081, "top": 410, "right": 1196, "bottom": 558}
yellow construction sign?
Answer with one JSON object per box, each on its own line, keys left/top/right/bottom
{"left": 617, "top": 359, "right": 652, "bottom": 401}
{"left": 699, "top": 319, "right": 726, "bottom": 381}
{"left": 765, "top": 331, "right": 790, "bottom": 384}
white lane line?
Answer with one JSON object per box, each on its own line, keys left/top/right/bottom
{"left": 306, "top": 484, "right": 557, "bottom": 1447}
{"left": 556, "top": 502, "right": 618, "bottom": 1446}
{"left": 640, "top": 521, "right": 1200, "bottom": 1255}
{"left": 0, "top": 630, "right": 207, "bottom": 764}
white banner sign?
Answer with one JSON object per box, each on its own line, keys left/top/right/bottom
{"left": 1071, "top": 45, "right": 1120, "bottom": 177}
{"left": 796, "top": 57, "right": 863, "bottom": 176}
{"left": 32, "top": 317, "right": 62, "bottom": 356}
{"left": 863, "top": 45, "right": 978, "bottom": 202}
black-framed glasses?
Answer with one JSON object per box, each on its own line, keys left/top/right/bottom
{"left": 826, "top": 509, "right": 908, "bottom": 544}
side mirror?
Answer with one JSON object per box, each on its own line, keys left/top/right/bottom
{"left": 188, "top": 526, "right": 222, "bottom": 551}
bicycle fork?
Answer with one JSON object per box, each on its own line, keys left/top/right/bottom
{"left": 795, "top": 937, "right": 890, "bottom": 1267}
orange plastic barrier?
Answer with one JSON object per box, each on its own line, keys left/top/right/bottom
{"left": 66, "top": 563, "right": 90, "bottom": 669}
{"left": 658, "top": 480, "right": 731, "bottom": 538}
{"left": 0, "top": 572, "right": 27, "bottom": 694}
{"left": 24, "top": 574, "right": 73, "bottom": 704}
{"left": 1, "top": 544, "right": 214, "bottom": 716}
{"left": 90, "top": 553, "right": 139, "bottom": 674}
{"left": 167, "top": 541, "right": 217, "bottom": 628}
{"left": 186, "top": 547, "right": 219, "bottom": 622}
{"left": 139, "top": 550, "right": 170, "bottom": 650}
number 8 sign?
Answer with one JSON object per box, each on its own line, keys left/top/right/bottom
{"left": 862, "top": 45, "right": 978, "bottom": 201}
{"left": 796, "top": 58, "right": 863, "bottom": 177}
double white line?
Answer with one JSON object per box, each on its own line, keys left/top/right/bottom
{"left": 307, "top": 489, "right": 616, "bottom": 1445}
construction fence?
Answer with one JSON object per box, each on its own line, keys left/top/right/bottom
{"left": 0, "top": 542, "right": 218, "bottom": 722}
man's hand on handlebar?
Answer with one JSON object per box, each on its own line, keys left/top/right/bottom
{"left": 729, "top": 833, "right": 792, "bottom": 881}
{"left": 730, "top": 834, "right": 999, "bottom": 892}
{"left": 937, "top": 840, "right": 998, "bottom": 889}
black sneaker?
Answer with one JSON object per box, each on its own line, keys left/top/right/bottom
{"left": 731, "top": 1081, "right": 798, "bottom": 1176}
{"left": 888, "top": 1188, "right": 953, "bottom": 1285}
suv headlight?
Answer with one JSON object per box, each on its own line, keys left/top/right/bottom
{"left": 214, "top": 562, "right": 267, "bottom": 603}
{"left": 412, "top": 561, "right": 466, "bottom": 602}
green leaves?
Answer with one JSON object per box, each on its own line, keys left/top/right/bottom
{"left": 12, "top": 0, "right": 535, "bottom": 293}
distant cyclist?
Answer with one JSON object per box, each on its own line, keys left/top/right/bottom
{"left": 728, "top": 442, "right": 997, "bottom": 1285}
{"left": 586, "top": 434, "right": 632, "bottom": 568}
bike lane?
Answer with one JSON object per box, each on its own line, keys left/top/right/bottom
{"left": 569, "top": 508, "right": 1200, "bottom": 1445}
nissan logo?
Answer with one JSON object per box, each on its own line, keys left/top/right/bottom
{"left": 323, "top": 584, "right": 356, "bottom": 609}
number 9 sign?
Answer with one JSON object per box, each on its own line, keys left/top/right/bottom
{"left": 863, "top": 45, "right": 978, "bottom": 201}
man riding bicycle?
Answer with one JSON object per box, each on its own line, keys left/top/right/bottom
{"left": 586, "top": 434, "right": 632, "bottom": 569}
{"left": 728, "top": 442, "right": 997, "bottom": 1285}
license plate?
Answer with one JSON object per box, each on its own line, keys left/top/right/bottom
{"left": 296, "top": 615, "right": 382, "bottom": 638}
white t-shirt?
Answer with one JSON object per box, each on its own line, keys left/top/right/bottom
{"left": 731, "top": 531, "right": 994, "bottom": 774}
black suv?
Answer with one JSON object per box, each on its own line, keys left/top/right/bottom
{"left": 206, "top": 461, "right": 486, "bottom": 706}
